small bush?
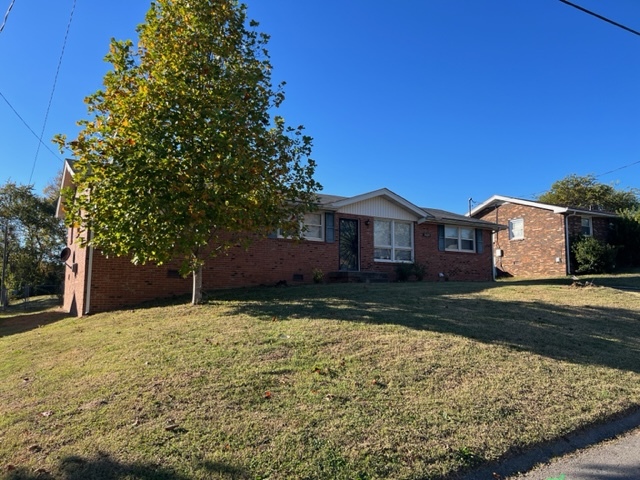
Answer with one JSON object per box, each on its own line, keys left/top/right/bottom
{"left": 395, "top": 262, "right": 427, "bottom": 282}
{"left": 572, "top": 236, "right": 617, "bottom": 274}
{"left": 412, "top": 262, "right": 427, "bottom": 281}
{"left": 312, "top": 268, "right": 324, "bottom": 284}
{"left": 395, "top": 263, "right": 413, "bottom": 282}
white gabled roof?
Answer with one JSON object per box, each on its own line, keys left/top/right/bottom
{"left": 324, "top": 188, "right": 433, "bottom": 220}
{"left": 468, "top": 194, "right": 619, "bottom": 218}
{"left": 55, "top": 159, "right": 76, "bottom": 219}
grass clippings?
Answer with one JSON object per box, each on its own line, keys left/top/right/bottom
{"left": 1, "top": 275, "right": 639, "bottom": 479}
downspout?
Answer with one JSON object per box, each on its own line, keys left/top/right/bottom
{"left": 564, "top": 213, "right": 576, "bottom": 275}
{"left": 491, "top": 229, "right": 497, "bottom": 281}
{"left": 84, "top": 230, "right": 94, "bottom": 316}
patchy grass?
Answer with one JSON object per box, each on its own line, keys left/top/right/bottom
{"left": 1, "top": 276, "right": 640, "bottom": 479}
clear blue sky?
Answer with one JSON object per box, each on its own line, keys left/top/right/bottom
{"left": 1, "top": 0, "right": 639, "bottom": 214}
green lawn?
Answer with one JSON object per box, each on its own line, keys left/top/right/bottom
{"left": 1, "top": 274, "right": 639, "bottom": 479}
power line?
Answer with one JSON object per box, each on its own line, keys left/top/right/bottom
{"left": 595, "top": 159, "right": 640, "bottom": 178}
{"left": 0, "top": 90, "right": 63, "bottom": 161}
{"left": 520, "top": 159, "right": 640, "bottom": 200}
{"left": 559, "top": 0, "right": 640, "bottom": 37}
{"left": 29, "top": 0, "right": 76, "bottom": 184}
{"left": 0, "top": 0, "right": 16, "bottom": 34}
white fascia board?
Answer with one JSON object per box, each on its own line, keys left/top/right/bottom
{"left": 468, "top": 195, "right": 568, "bottom": 216}
{"left": 55, "top": 159, "right": 77, "bottom": 219}
{"left": 469, "top": 195, "right": 619, "bottom": 218}
{"left": 564, "top": 208, "right": 618, "bottom": 218}
{"left": 328, "top": 188, "right": 432, "bottom": 219}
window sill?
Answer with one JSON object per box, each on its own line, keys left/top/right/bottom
{"left": 374, "top": 259, "right": 414, "bottom": 263}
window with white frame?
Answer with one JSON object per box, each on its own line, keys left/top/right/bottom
{"left": 302, "top": 212, "right": 323, "bottom": 241}
{"left": 274, "top": 212, "right": 324, "bottom": 241}
{"left": 580, "top": 216, "right": 592, "bottom": 236}
{"left": 509, "top": 218, "right": 524, "bottom": 240}
{"left": 374, "top": 219, "right": 413, "bottom": 262}
{"left": 445, "top": 226, "right": 475, "bottom": 252}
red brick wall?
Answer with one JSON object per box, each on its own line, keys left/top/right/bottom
{"left": 475, "top": 203, "right": 568, "bottom": 278}
{"left": 415, "top": 223, "right": 494, "bottom": 281}
{"left": 67, "top": 213, "right": 494, "bottom": 316}
{"left": 88, "top": 254, "right": 191, "bottom": 314}
{"left": 566, "top": 215, "right": 611, "bottom": 243}
{"left": 62, "top": 226, "right": 89, "bottom": 316}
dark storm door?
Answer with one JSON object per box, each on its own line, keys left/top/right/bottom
{"left": 339, "top": 219, "right": 359, "bottom": 271}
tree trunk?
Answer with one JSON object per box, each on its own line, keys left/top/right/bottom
{"left": 192, "top": 264, "right": 203, "bottom": 305}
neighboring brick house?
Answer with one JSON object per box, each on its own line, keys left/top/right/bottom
{"left": 57, "top": 160, "right": 503, "bottom": 316}
{"left": 469, "top": 195, "right": 617, "bottom": 278}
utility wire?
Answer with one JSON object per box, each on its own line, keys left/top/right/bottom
{"left": 520, "top": 159, "right": 640, "bottom": 200}
{"left": 0, "top": 91, "right": 62, "bottom": 161}
{"left": 28, "top": 0, "right": 76, "bottom": 184}
{"left": 0, "top": 0, "right": 16, "bottom": 34}
{"left": 595, "top": 159, "right": 640, "bottom": 178}
{"left": 559, "top": 0, "right": 640, "bottom": 37}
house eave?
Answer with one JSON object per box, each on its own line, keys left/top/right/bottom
{"left": 468, "top": 194, "right": 619, "bottom": 219}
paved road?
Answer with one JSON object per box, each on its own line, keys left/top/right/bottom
{"left": 461, "top": 410, "right": 640, "bottom": 480}
{"left": 507, "top": 428, "right": 640, "bottom": 480}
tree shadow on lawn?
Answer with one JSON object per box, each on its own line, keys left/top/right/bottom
{"left": 499, "top": 271, "right": 640, "bottom": 291}
{"left": 207, "top": 281, "right": 640, "bottom": 374}
{"left": 0, "top": 310, "right": 69, "bottom": 338}
{"left": 5, "top": 452, "right": 250, "bottom": 480}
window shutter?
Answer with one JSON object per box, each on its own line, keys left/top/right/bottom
{"left": 325, "top": 212, "right": 335, "bottom": 243}
{"left": 475, "top": 229, "right": 483, "bottom": 254}
{"left": 438, "top": 225, "right": 445, "bottom": 251}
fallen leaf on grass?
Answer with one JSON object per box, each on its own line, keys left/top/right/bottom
{"left": 80, "top": 399, "right": 107, "bottom": 411}
{"left": 264, "top": 391, "right": 272, "bottom": 399}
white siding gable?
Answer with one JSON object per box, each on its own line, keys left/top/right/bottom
{"left": 337, "top": 197, "right": 419, "bottom": 221}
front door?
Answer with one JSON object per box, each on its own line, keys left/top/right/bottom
{"left": 339, "top": 218, "right": 359, "bottom": 271}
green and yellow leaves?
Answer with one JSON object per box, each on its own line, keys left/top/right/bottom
{"left": 57, "top": 0, "right": 321, "bottom": 303}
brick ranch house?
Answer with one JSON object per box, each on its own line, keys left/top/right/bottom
{"left": 57, "top": 163, "right": 504, "bottom": 316}
{"left": 469, "top": 195, "right": 618, "bottom": 278}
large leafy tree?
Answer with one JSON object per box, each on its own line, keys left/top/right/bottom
{"left": 0, "top": 182, "right": 66, "bottom": 303}
{"left": 538, "top": 174, "right": 639, "bottom": 212}
{"left": 56, "top": 0, "right": 321, "bottom": 304}
{"left": 611, "top": 208, "right": 640, "bottom": 267}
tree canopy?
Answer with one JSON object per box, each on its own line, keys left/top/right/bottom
{"left": 537, "top": 174, "right": 639, "bottom": 212}
{"left": 0, "top": 182, "right": 66, "bottom": 302}
{"left": 55, "top": 0, "right": 321, "bottom": 303}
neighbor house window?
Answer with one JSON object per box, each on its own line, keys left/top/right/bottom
{"left": 509, "top": 218, "right": 524, "bottom": 240}
{"left": 374, "top": 219, "right": 413, "bottom": 262}
{"left": 302, "top": 212, "right": 323, "bottom": 241}
{"left": 581, "top": 216, "right": 592, "bottom": 236}
{"left": 445, "top": 226, "right": 475, "bottom": 252}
